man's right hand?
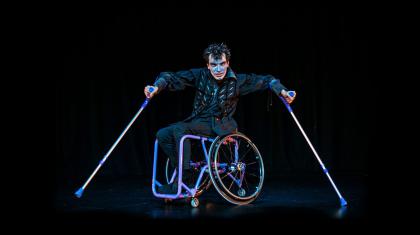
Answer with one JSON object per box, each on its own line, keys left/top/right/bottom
{"left": 144, "top": 85, "right": 158, "bottom": 98}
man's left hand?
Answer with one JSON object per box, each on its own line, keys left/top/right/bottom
{"left": 281, "top": 90, "right": 296, "bottom": 104}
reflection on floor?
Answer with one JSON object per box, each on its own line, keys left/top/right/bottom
{"left": 53, "top": 174, "right": 367, "bottom": 228}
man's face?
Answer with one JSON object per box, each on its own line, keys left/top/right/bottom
{"left": 207, "top": 53, "right": 229, "bottom": 80}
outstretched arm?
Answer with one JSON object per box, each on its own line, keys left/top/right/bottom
{"left": 238, "top": 73, "right": 296, "bottom": 104}
{"left": 238, "top": 73, "right": 283, "bottom": 95}
{"left": 144, "top": 68, "right": 201, "bottom": 98}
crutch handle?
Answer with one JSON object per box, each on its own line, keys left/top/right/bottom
{"left": 141, "top": 87, "right": 155, "bottom": 105}
{"left": 142, "top": 87, "right": 156, "bottom": 107}
{"left": 287, "top": 90, "right": 296, "bottom": 98}
{"left": 145, "top": 86, "right": 158, "bottom": 99}
{"left": 278, "top": 91, "right": 296, "bottom": 113}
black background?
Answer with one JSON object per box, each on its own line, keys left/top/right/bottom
{"left": 52, "top": 5, "right": 372, "bottom": 228}
{"left": 57, "top": 6, "right": 370, "bottom": 185}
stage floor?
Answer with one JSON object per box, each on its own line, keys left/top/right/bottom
{"left": 52, "top": 173, "right": 367, "bottom": 228}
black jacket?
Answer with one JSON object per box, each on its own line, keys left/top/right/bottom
{"left": 154, "top": 67, "right": 287, "bottom": 136}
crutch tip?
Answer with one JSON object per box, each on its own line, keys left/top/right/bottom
{"left": 75, "top": 188, "right": 84, "bottom": 198}
{"left": 340, "top": 198, "right": 348, "bottom": 207}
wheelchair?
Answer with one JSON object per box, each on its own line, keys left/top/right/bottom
{"left": 152, "top": 132, "right": 264, "bottom": 208}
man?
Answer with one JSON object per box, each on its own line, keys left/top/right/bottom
{"left": 145, "top": 43, "right": 295, "bottom": 193}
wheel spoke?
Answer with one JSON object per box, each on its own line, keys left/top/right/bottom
{"left": 228, "top": 171, "right": 239, "bottom": 191}
{"left": 239, "top": 146, "right": 252, "bottom": 162}
{"left": 248, "top": 172, "right": 260, "bottom": 178}
{"left": 227, "top": 140, "right": 234, "bottom": 162}
{"left": 246, "top": 161, "right": 257, "bottom": 166}
{"left": 220, "top": 145, "right": 232, "bottom": 164}
{"left": 243, "top": 174, "right": 250, "bottom": 191}
{"left": 220, "top": 173, "right": 229, "bottom": 181}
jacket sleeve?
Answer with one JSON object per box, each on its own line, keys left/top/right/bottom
{"left": 153, "top": 68, "right": 201, "bottom": 94}
{"left": 238, "top": 73, "right": 287, "bottom": 96}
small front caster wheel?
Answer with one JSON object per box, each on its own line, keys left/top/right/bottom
{"left": 190, "top": 197, "right": 199, "bottom": 208}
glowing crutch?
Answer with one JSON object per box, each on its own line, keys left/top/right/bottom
{"left": 270, "top": 81, "right": 347, "bottom": 206}
{"left": 74, "top": 87, "right": 155, "bottom": 198}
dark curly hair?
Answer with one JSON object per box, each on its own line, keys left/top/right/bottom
{"left": 203, "top": 43, "right": 231, "bottom": 63}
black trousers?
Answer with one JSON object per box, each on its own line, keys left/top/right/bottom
{"left": 156, "top": 118, "right": 216, "bottom": 170}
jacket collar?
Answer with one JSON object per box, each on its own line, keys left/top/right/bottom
{"left": 225, "top": 67, "right": 237, "bottom": 80}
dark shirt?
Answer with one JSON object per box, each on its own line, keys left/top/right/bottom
{"left": 196, "top": 80, "right": 223, "bottom": 119}
{"left": 153, "top": 67, "right": 287, "bottom": 135}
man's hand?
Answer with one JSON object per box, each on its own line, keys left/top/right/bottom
{"left": 281, "top": 90, "right": 296, "bottom": 104}
{"left": 144, "top": 85, "right": 158, "bottom": 98}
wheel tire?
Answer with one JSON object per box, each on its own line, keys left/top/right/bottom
{"left": 207, "top": 132, "right": 264, "bottom": 205}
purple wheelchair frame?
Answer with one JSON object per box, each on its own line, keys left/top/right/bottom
{"left": 152, "top": 134, "right": 240, "bottom": 200}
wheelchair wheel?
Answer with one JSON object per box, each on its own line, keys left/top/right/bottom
{"left": 207, "top": 132, "right": 264, "bottom": 205}
{"left": 165, "top": 158, "right": 210, "bottom": 197}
